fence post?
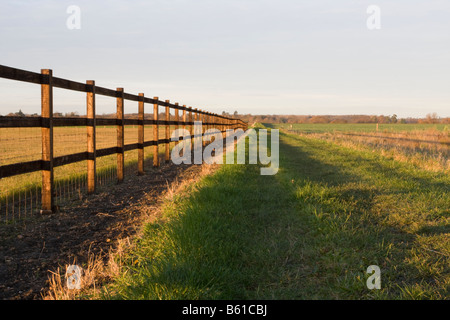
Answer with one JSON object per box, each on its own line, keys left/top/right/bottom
{"left": 117, "top": 88, "right": 124, "bottom": 183}
{"left": 218, "top": 115, "right": 221, "bottom": 134}
{"left": 208, "top": 112, "right": 212, "bottom": 142}
{"left": 138, "top": 93, "right": 145, "bottom": 175}
{"left": 188, "top": 107, "right": 193, "bottom": 144}
{"left": 202, "top": 111, "right": 208, "bottom": 147}
{"left": 194, "top": 108, "right": 198, "bottom": 148}
{"left": 153, "top": 97, "right": 159, "bottom": 167}
{"left": 204, "top": 112, "right": 208, "bottom": 144}
{"left": 87, "top": 80, "right": 96, "bottom": 194}
{"left": 217, "top": 116, "right": 220, "bottom": 136}
{"left": 165, "top": 100, "right": 170, "bottom": 163}
{"left": 182, "top": 105, "right": 187, "bottom": 144}
{"left": 174, "top": 103, "right": 179, "bottom": 143}
{"left": 200, "top": 110, "right": 205, "bottom": 147}
{"left": 224, "top": 117, "right": 228, "bottom": 138}
{"left": 40, "top": 69, "right": 54, "bottom": 214}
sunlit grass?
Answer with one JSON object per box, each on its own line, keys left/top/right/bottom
{"left": 93, "top": 126, "right": 448, "bottom": 299}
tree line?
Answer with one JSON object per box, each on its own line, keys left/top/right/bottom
{"left": 3, "top": 109, "right": 449, "bottom": 124}
{"left": 223, "top": 112, "right": 450, "bottom": 124}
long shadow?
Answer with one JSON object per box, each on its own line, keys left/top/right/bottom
{"left": 105, "top": 127, "right": 446, "bottom": 299}
{"left": 262, "top": 125, "right": 448, "bottom": 234}
{"left": 266, "top": 123, "right": 381, "bottom": 215}
{"left": 278, "top": 131, "right": 449, "bottom": 232}
{"left": 272, "top": 130, "right": 449, "bottom": 295}
{"left": 278, "top": 128, "right": 449, "bottom": 194}
{"left": 109, "top": 137, "right": 297, "bottom": 299}
{"left": 278, "top": 131, "right": 380, "bottom": 212}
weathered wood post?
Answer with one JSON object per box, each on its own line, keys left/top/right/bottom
{"left": 174, "top": 103, "right": 180, "bottom": 143}
{"left": 87, "top": 80, "right": 96, "bottom": 193}
{"left": 188, "top": 107, "right": 193, "bottom": 145}
{"left": 41, "top": 69, "right": 54, "bottom": 214}
{"left": 204, "top": 112, "right": 209, "bottom": 144}
{"left": 200, "top": 110, "right": 206, "bottom": 147}
{"left": 165, "top": 100, "right": 170, "bottom": 163}
{"left": 182, "top": 105, "right": 187, "bottom": 136}
{"left": 153, "top": 97, "right": 159, "bottom": 167}
{"left": 194, "top": 108, "right": 198, "bottom": 148}
{"left": 116, "top": 88, "right": 125, "bottom": 183}
{"left": 138, "top": 93, "right": 145, "bottom": 175}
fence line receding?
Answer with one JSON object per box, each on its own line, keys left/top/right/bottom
{"left": 0, "top": 65, "right": 247, "bottom": 221}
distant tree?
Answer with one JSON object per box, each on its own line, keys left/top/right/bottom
{"left": 425, "top": 112, "right": 439, "bottom": 124}
{"left": 377, "top": 115, "right": 390, "bottom": 124}
{"left": 391, "top": 114, "right": 398, "bottom": 123}
{"left": 15, "top": 109, "right": 25, "bottom": 117}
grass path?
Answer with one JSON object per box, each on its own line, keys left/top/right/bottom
{"left": 99, "top": 128, "right": 449, "bottom": 300}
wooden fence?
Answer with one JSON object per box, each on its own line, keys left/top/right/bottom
{"left": 0, "top": 65, "right": 247, "bottom": 215}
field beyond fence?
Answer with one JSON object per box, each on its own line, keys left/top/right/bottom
{"left": 0, "top": 65, "right": 247, "bottom": 223}
{"left": 273, "top": 123, "right": 450, "bottom": 173}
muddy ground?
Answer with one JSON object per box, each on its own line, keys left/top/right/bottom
{"left": 0, "top": 161, "right": 210, "bottom": 300}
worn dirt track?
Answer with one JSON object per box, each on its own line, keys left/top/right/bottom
{"left": 0, "top": 161, "right": 209, "bottom": 300}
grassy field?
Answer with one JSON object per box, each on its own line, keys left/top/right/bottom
{"left": 274, "top": 123, "right": 449, "bottom": 133}
{"left": 0, "top": 125, "right": 173, "bottom": 165}
{"left": 274, "top": 123, "right": 449, "bottom": 174}
{"left": 0, "top": 125, "right": 178, "bottom": 222}
{"left": 90, "top": 124, "right": 449, "bottom": 300}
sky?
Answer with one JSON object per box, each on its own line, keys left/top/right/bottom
{"left": 0, "top": 0, "right": 449, "bottom": 118}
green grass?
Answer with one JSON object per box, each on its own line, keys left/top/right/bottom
{"left": 273, "top": 123, "right": 449, "bottom": 133}
{"left": 275, "top": 131, "right": 449, "bottom": 299}
{"left": 100, "top": 130, "right": 302, "bottom": 299}
{"left": 97, "top": 125, "right": 449, "bottom": 300}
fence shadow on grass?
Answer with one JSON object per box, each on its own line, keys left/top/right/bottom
{"left": 273, "top": 129, "right": 449, "bottom": 298}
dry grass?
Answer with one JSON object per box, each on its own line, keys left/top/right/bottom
{"left": 43, "top": 162, "right": 219, "bottom": 300}
{"left": 0, "top": 125, "right": 183, "bottom": 222}
{"left": 44, "top": 240, "right": 129, "bottom": 300}
{"left": 0, "top": 125, "right": 172, "bottom": 166}
{"left": 285, "top": 128, "right": 449, "bottom": 173}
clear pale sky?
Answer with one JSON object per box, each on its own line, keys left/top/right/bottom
{"left": 0, "top": 0, "right": 449, "bottom": 118}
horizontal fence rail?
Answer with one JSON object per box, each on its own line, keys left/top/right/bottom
{"left": 0, "top": 64, "right": 247, "bottom": 218}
